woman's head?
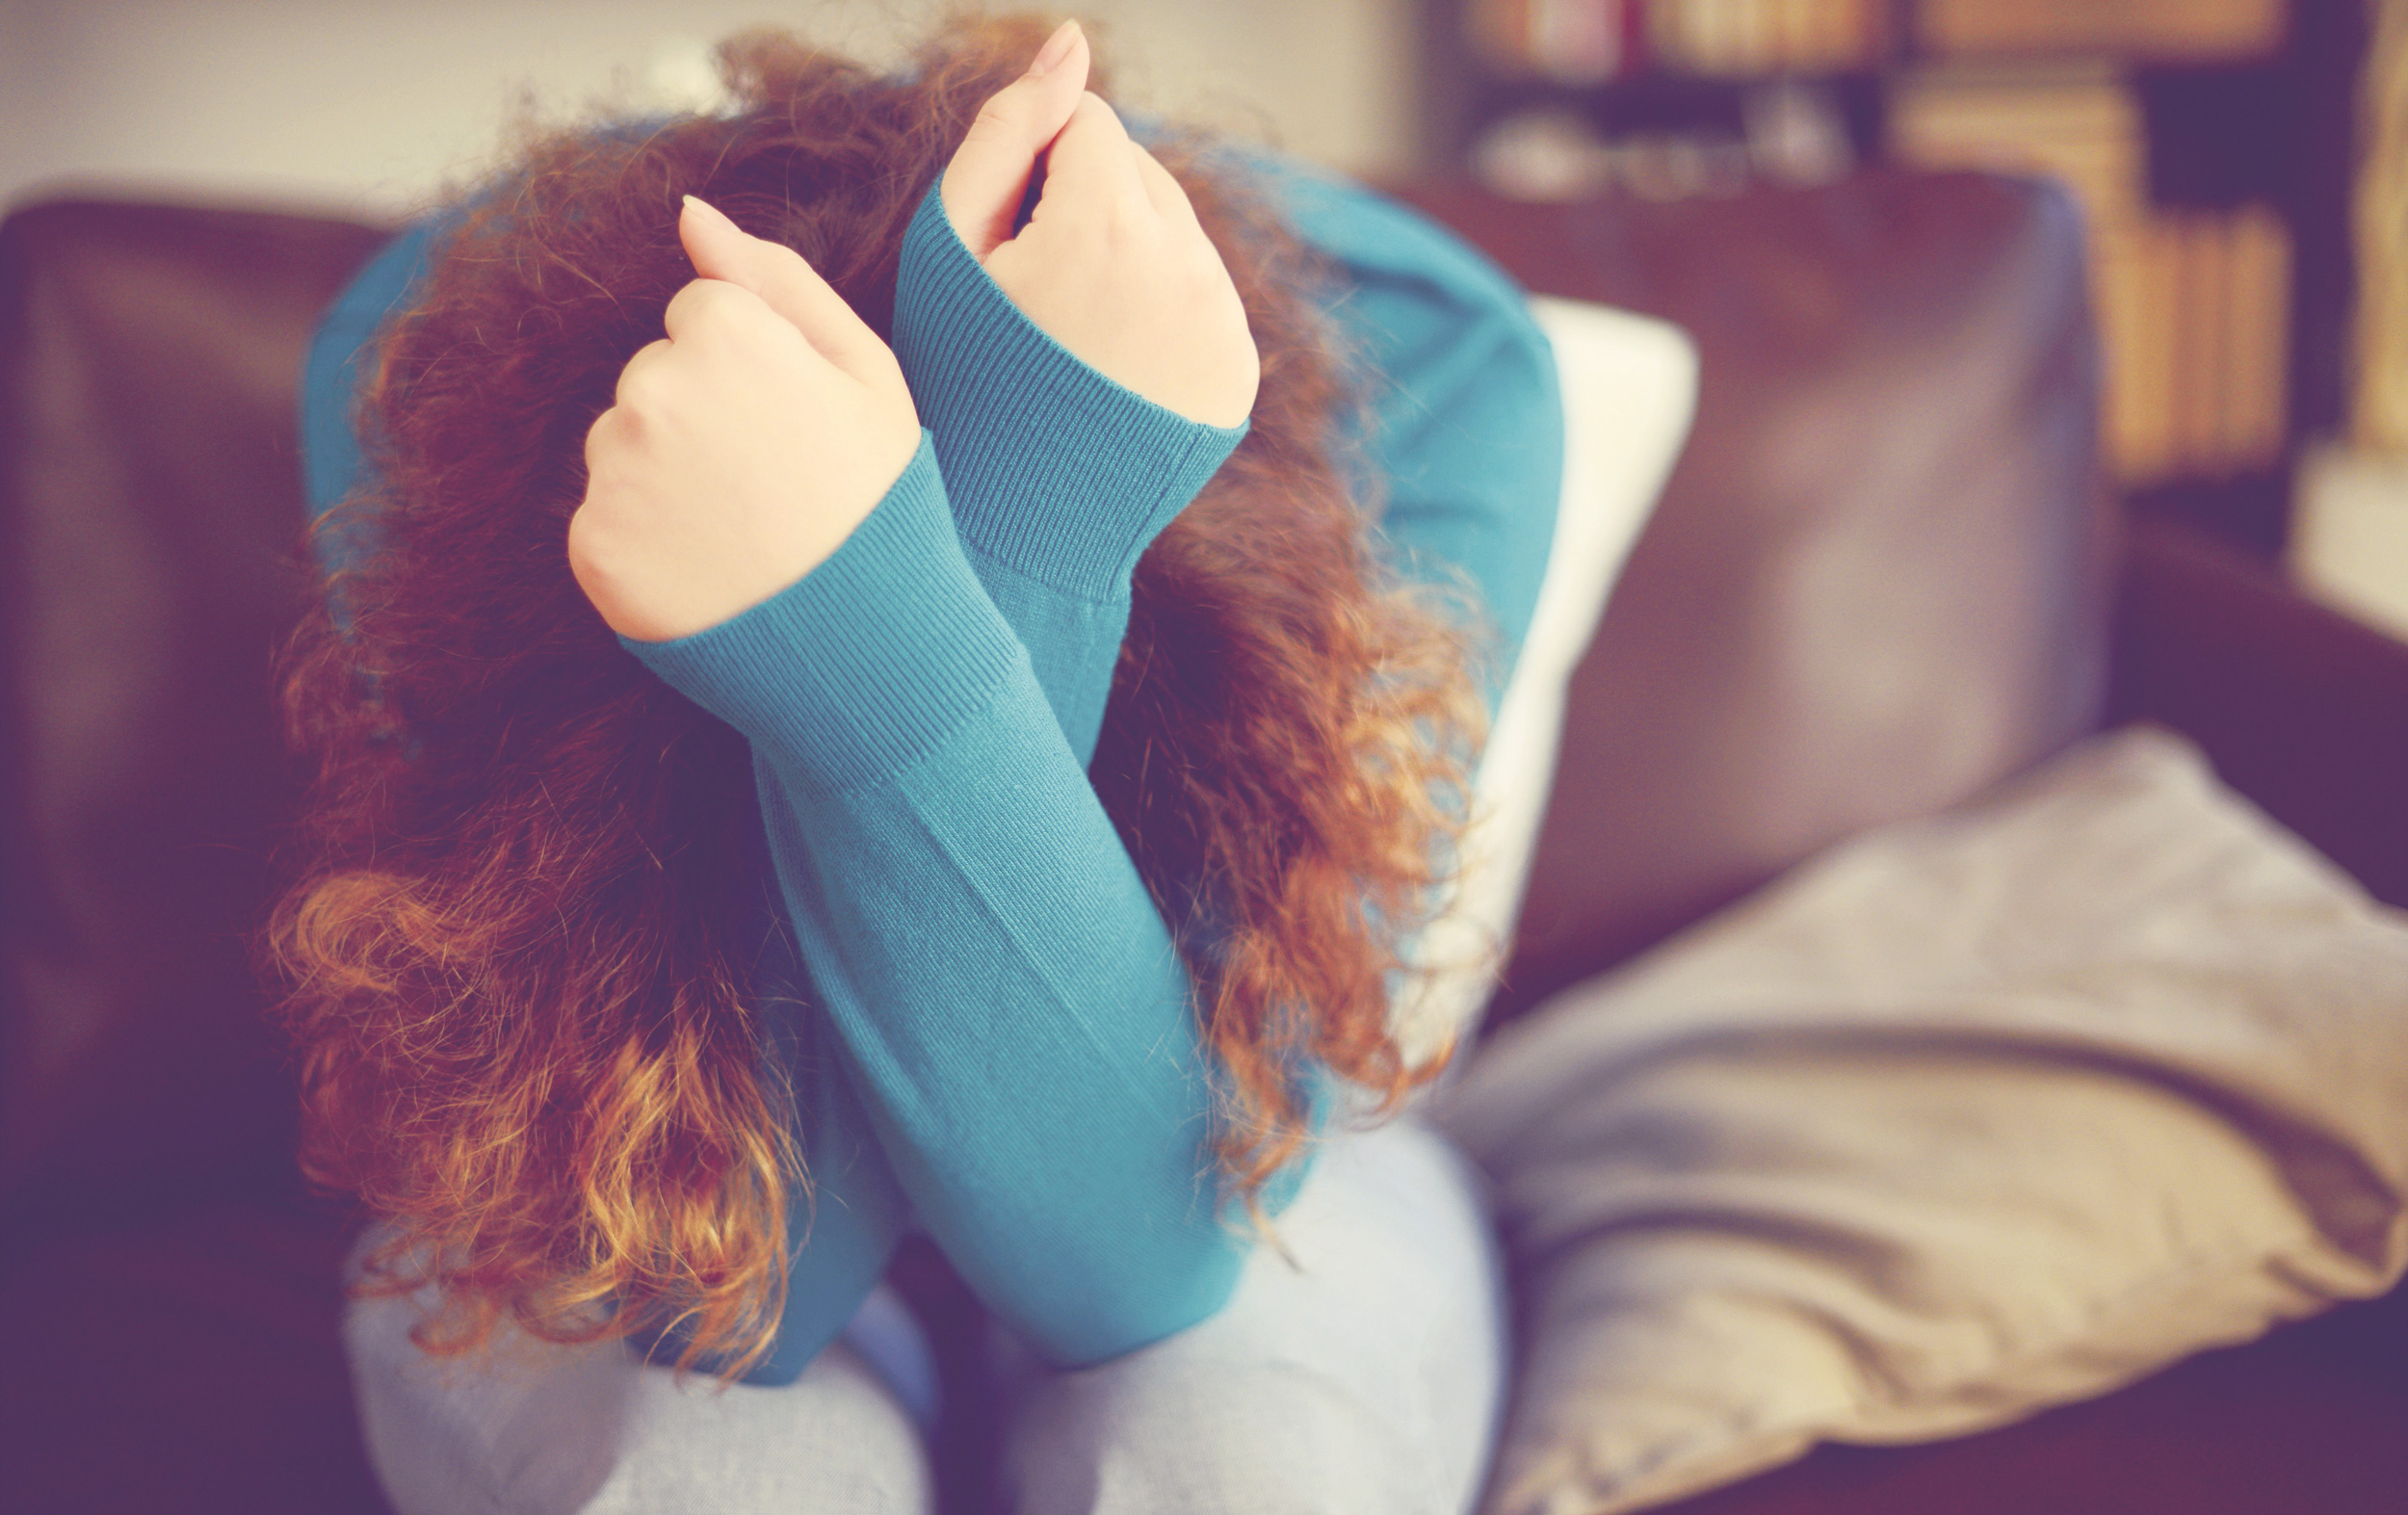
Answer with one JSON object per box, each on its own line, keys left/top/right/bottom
{"left": 268, "top": 16, "right": 1485, "bottom": 1375}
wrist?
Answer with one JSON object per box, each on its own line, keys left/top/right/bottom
{"left": 893, "top": 180, "right": 1247, "bottom": 599}
{"left": 620, "top": 431, "right": 1023, "bottom": 795}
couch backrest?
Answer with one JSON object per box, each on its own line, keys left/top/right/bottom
{"left": 0, "top": 169, "right": 2112, "bottom": 1215}
{"left": 1396, "top": 170, "right": 2115, "bottom": 1022}
{"left": 0, "top": 200, "right": 386, "bottom": 1226}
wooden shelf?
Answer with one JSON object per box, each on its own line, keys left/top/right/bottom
{"left": 1422, "top": 0, "right": 2368, "bottom": 554}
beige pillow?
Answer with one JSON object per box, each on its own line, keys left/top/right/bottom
{"left": 1438, "top": 727, "right": 2408, "bottom": 1515}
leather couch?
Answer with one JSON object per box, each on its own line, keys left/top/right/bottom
{"left": 4, "top": 169, "right": 2403, "bottom": 1513}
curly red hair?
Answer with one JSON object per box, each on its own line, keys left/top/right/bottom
{"left": 265, "top": 16, "right": 1487, "bottom": 1377}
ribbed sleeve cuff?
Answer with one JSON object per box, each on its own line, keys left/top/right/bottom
{"left": 620, "top": 431, "right": 1023, "bottom": 795}
{"left": 892, "top": 179, "right": 1249, "bottom": 598}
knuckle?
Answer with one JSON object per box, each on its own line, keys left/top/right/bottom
{"left": 965, "top": 95, "right": 1027, "bottom": 144}
{"left": 688, "top": 280, "right": 742, "bottom": 322}
{"left": 565, "top": 506, "right": 619, "bottom": 579}
{"left": 614, "top": 361, "right": 664, "bottom": 411}
{"left": 670, "top": 278, "right": 728, "bottom": 323}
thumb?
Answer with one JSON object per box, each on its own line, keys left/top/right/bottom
{"left": 941, "top": 18, "right": 1089, "bottom": 258}
{"left": 677, "top": 195, "right": 888, "bottom": 379}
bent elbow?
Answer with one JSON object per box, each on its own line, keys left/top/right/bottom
{"left": 1035, "top": 1233, "right": 1248, "bottom": 1368}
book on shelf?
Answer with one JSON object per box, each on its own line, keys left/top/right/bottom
{"left": 2084, "top": 212, "right": 2289, "bottom": 484}
{"left": 1887, "top": 63, "right": 2146, "bottom": 232}
{"left": 1915, "top": 0, "right": 2287, "bottom": 62}
{"left": 2352, "top": 0, "right": 2408, "bottom": 452}
{"left": 1452, "top": 0, "right": 2306, "bottom": 487}
{"left": 1464, "top": 0, "right": 1887, "bottom": 82}
{"left": 2174, "top": 210, "right": 2234, "bottom": 473}
{"left": 2092, "top": 222, "right": 2181, "bottom": 484}
{"left": 1652, "top": 0, "right": 1888, "bottom": 75}
{"left": 2222, "top": 202, "right": 2290, "bottom": 468}
{"left": 1888, "top": 64, "right": 2290, "bottom": 484}
{"left": 2097, "top": 211, "right": 2290, "bottom": 483}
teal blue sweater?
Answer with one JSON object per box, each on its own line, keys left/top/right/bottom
{"left": 301, "top": 154, "right": 1561, "bottom": 1383}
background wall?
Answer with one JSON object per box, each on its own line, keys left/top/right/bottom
{"left": 0, "top": 0, "right": 1421, "bottom": 219}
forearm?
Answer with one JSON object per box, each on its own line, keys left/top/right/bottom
{"left": 625, "top": 438, "right": 1245, "bottom": 1363}
{"left": 892, "top": 180, "right": 1244, "bottom": 761}
{"left": 754, "top": 716, "right": 1243, "bottom": 1362}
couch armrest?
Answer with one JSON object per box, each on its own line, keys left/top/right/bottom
{"left": 2107, "top": 515, "right": 2408, "bottom": 909}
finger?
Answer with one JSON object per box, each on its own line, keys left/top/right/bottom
{"left": 613, "top": 336, "right": 676, "bottom": 406}
{"left": 940, "top": 19, "right": 1089, "bottom": 257}
{"left": 662, "top": 276, "right": 755, "bottom": 343}
{"left": 582, "top": 403, "right": 621, "bottom": 473}
{"left": 676, "top": 195, "right": 886, "bottom": 379}
{"left": 1037, "top": 92, "right": 1150, "bottom": 219}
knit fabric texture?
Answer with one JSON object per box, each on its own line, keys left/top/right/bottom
{"left": 298, "top": 153, "right": 1562, "bottom": 1380}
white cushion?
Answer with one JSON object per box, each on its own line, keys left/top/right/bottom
{"left": 1437, "top": 727, "right": 2408, "bottom": 1515}
{"left": 1393, "top": 298, "right": 1697, "bottom": 1065}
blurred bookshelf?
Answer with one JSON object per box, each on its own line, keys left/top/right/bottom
{"left": 1421, "top": 0, "right": 2372, "bottom": 557}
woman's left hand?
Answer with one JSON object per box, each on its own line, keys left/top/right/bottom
{"left": 568, "top": 196, "right": 923, "bottom": 643}
{"left": 939, "top": 20, "right": 1259, "bottom": 430}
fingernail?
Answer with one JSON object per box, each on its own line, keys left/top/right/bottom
{"left": 683, "top": 194, "right": 726, "bottom": 224}
{"left": 1028, "top": 18, "right": 1079, "bottom": 76}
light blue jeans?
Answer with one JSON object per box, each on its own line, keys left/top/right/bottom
{"left": 343, "top": 1114, "right": 1506, "bottom": 1514}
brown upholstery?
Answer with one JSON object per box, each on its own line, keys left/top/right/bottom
{"left": 1643, "top": 1267, "right": 2408, "bottom": 1514}
{"left": 0, "top": 200, "right": 387, "bottom": 1219}
{"left": 0, "top": 198, "right": 390, "bottom": 1512}
{"left": 2109, "top": 512, "right": 2408, "bottom": 908}
{"left": 1396, "top": 172, "right": 2115, "bottom": 1020}
{"left": 3, "top": 177, "right": 2403, "bottom": 1514}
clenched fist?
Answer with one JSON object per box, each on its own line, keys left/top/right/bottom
{"left": 941, "top": 20, "right": 1259, "bottom": 430}
{"left": 568, "top": 196, "right": 922, "bottom": 643}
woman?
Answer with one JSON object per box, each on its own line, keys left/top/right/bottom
{"left": 275, "top": 15, "right": 1560, "bottom": 1512}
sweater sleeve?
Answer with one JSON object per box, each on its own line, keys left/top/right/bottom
{"left": 711, "top": 165, "right": 1558, "bottom": 1372}
{"left": 890, "top": 181, "right": 1247, "bottom": 762}
{"left": 715, "top": 161, "right": 1558, "bottom": 1366}
{"left": 301, "top": 155, "right": 1562, "bottom": 1380}
{"left": 891, "top": 149, "right": 1564, "bottom": 735}
{"left": 624, "top": 435, "right": 1246, "bottom": 1365}
{"left": 721, "top": 185, "right": 1258, "bottom": 1376}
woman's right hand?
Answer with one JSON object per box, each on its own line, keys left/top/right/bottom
{"left": 569, "top": 196, "right": 922, "bottom": 644}
{"left": 940, "top": 20, "right": 1260, "bottom": 430}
